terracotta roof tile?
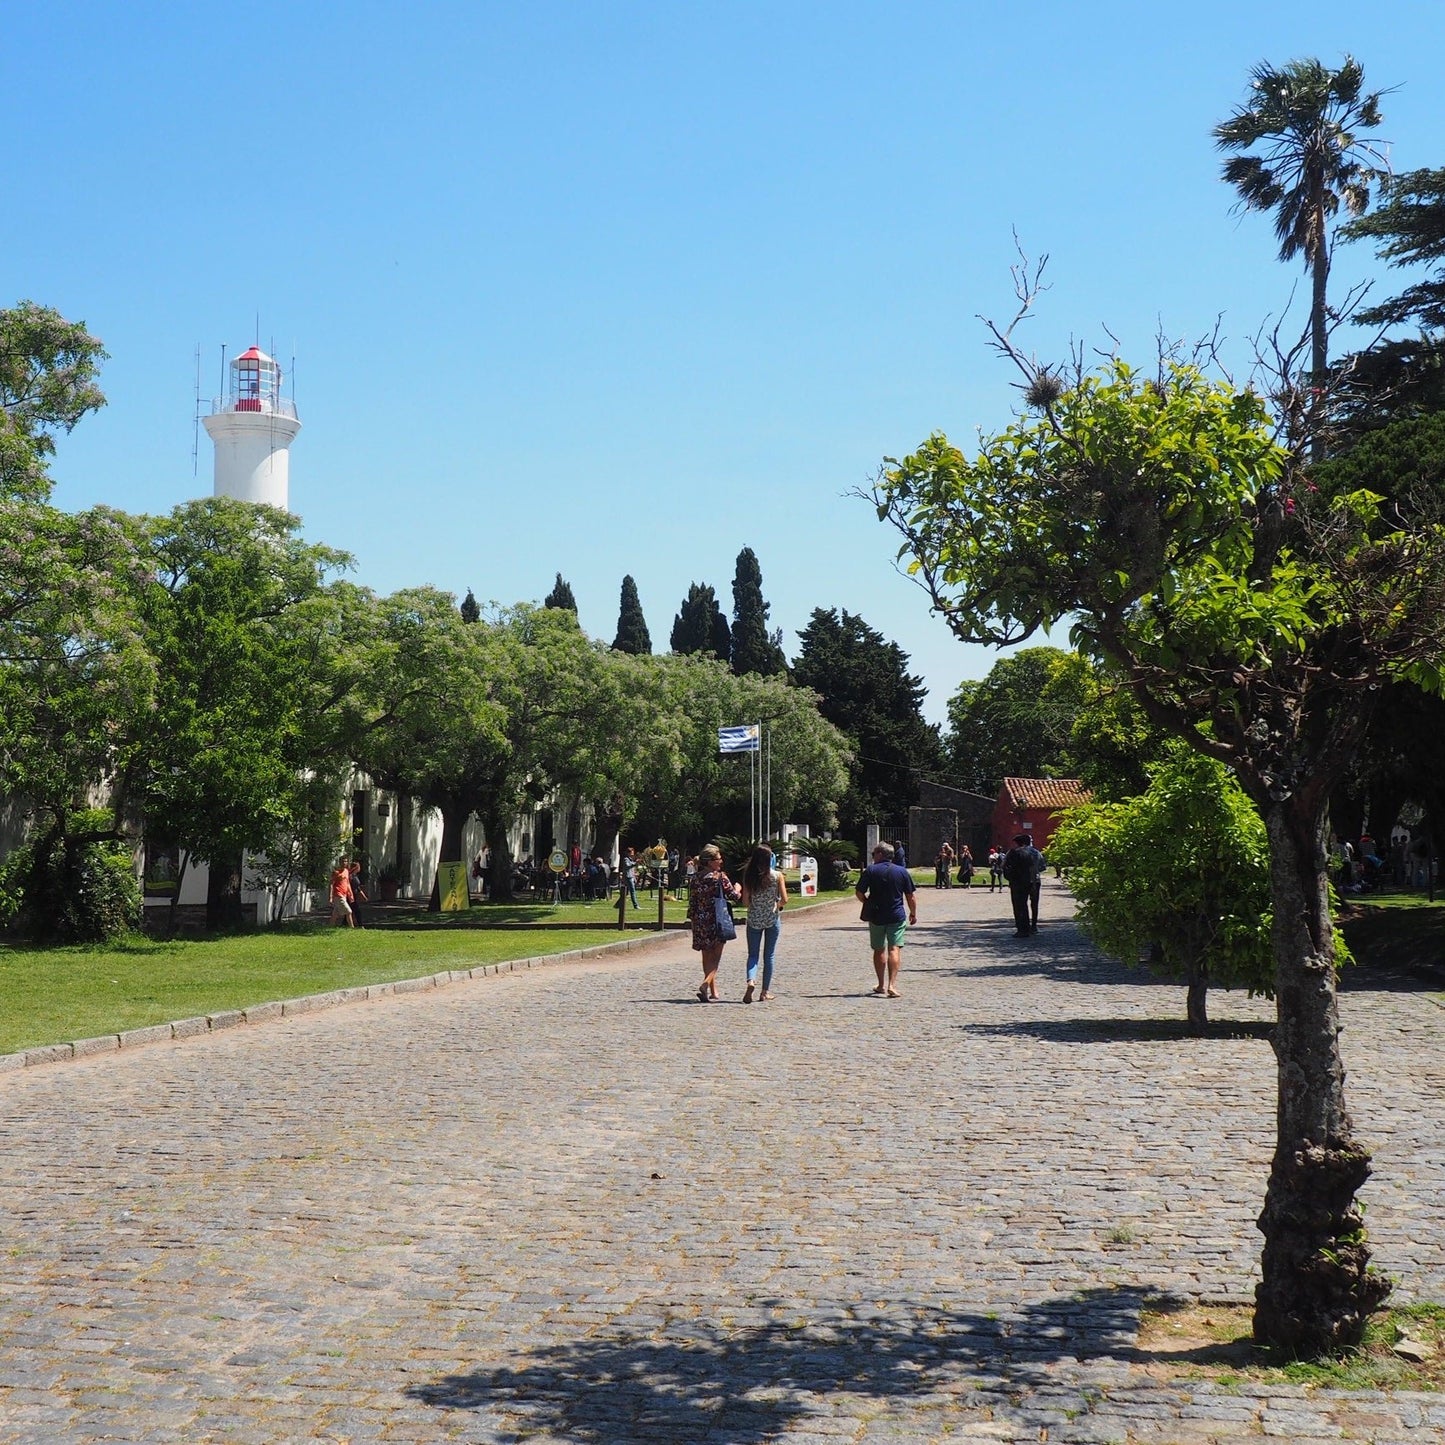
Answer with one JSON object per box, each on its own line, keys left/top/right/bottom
{"left": 1001, "top": 777, "right": 1091, "bottom": 811}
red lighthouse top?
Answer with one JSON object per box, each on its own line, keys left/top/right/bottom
{"left": 230, "top": 346, "right": 284, "bottom": 413}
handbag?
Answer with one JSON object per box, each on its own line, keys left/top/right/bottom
{"left": 713, "top": 886, "right": 737, "bottom": 941}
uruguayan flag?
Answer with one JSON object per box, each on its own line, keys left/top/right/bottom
{"left": 718, "top": 724, "right": 761, "bottom": 754}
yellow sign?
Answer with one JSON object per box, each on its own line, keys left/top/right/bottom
{"left": 438, "top": 861, "right": 471, "bottom": 912}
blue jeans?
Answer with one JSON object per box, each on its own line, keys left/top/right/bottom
{"left": 745, "top": 919, "right": 781, "bottom": 993}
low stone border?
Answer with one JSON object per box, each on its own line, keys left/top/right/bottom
{"left": 0, "top": 929, "right": 687, "bottom": 1074}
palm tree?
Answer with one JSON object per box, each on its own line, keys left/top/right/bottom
{"left": 1214, "top": 57, "right": 1387, "bottom": 398}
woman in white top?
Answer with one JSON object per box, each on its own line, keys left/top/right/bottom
{"left": 739, "top": 844, "right": 789, "bottom": 1003}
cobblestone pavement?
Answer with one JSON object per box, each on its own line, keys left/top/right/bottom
{"left": 2, "top": 881, "right": 1443, "bottom": 1444}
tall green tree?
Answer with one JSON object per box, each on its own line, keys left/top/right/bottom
{"left": 622, "top": 652, "right": 850, "bottom": 849}
{"left": 611, "top": 574, "right": 652, "bottom": 654}
{"left": 129, "top": 500, "right": 352, "bottom": 929}
{"left": 459, "top": 588, "right": 481, "bottom": 624}
{"left": 873, "top": 353, "right": 1445, "bottom": 1353}
{"left": 1338, "top": 167, "right": 1445, "bottom": 426}
{"left": 1051, "top": 748, "right": 1273, "bottom": 1033}
{"left": 728, "top": 546, "right": 786, "bottom": 676}
{"left": 792, "top": 608, "right": 942, "bottom": 840}
{"left": 1214, "top": 56, "right": 1386, "bottom": 413}
{"left": 543, "top": 573, "right": 578, "bottom": 613}
{"left": 670, "top": 582, "right": 731, "bottom": 663}
{"left": 0, "top": 301, "right": 107, "bottom": 502}
{"left": 943, "top": 647, "right": 1089, "bottom": 794}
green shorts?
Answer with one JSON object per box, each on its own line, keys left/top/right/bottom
{"left": 868, "top": 920, "right": 907, "bottom": 950}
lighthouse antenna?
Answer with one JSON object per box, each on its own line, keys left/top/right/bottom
{"left": 191, "top": 344, "right": 201, "bottom": 478}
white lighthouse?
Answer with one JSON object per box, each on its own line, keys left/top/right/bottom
{"left": 201, "top": 345, "right": 301, "bottom": 510}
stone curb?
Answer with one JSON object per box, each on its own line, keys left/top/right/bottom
{"left": 0, "top": 926, "right": 697, "bottom": 1074}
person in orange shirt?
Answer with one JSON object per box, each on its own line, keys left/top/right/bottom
{"left": 329, "top": 859, "right": 355, "bottom": 927}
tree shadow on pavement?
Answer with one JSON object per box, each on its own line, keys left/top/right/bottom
{"left": 405, "top": 1285, "right": 1163, "bottom": 1443}
{"left": 956, "top": 1016, "right": 1274, "bottom": 1044}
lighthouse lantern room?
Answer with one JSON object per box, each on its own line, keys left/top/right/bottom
{"left": 201, "top": 345, "right": 301, "bottom": 510}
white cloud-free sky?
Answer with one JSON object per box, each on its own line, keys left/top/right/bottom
{"left": 9, "top": 2, "right": 1445, "bottom": 722}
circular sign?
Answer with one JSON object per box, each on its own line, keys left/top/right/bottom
{"left": 548, "top": 849, "right": 568, "bottom": 874}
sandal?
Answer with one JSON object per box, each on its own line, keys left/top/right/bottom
{"left": 696, "top": 985, "right": 709, "bottom": 1003}
{"left": 871, "top": 985, "right": 886, "bottom": 996}
{"left": 743, "top": 983, "right": 755, "bottom": 1004}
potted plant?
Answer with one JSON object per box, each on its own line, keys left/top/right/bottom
{"left": 377, "top": 863, "right": 402, "bottom": 902}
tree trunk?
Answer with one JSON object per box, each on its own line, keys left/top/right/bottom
{"left": 204, "top": 851, "right": 244, "bottom": 932}
{"left": 427, "top": 806, "right": 470, "bottom": 911}
{"left": 1309, "top": 244, "right": 1329, "bottom": 462}
{"left": 1185, "top": 956, "right": 1209, "bottom": 1036}
{"left": 481, "top": 807, "right": 515, "bottom": 902}
{"left": 1253, "top": 794, "right": 1390, "bottom": 1352}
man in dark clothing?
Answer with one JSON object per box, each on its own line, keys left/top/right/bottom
{"left": 1002, "top": 833, "right": 1043, "bottom": 937}
{"left": 855, "top": 841, "right": 918, "bottom": 997}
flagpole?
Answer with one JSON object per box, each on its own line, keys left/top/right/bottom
{"left": 765, "top": 724, "right": 771, "bottom": 845}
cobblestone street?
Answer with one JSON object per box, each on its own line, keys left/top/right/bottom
{"left": 1, "top": 880, "right": 1443, "bottom": 1443}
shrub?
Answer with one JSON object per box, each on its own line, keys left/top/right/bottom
{"left": 1, "top": 811, "right": 142, "bottom": 944}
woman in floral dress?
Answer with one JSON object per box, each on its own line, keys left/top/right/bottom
{"left": 687, "top": 843, "right": 741, "bottom": 1001}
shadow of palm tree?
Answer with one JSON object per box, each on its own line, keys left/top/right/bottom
{"left": 405, "top": 1286, "right": 1167, "bottom": 1443}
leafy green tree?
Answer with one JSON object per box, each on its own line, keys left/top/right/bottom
{"left": 943, "top": 647, "right": 1089, "bottom": 794}
{"left": 1051, "top": 749, "right": 1273, "bottom": 1032}
{"left": 623, "top": 653, "right": 850, "bottom": 849}
{"left": 611, "top": 574, "right": 652, "bottom": 654}
{"left": 0, "top": 504, "right": 153, "bottom": 838}
{"left": 459, "top": 588, "right": 481, "bottom": 624}
{"left": 729, "top": 546, "right": 786, "bottom": 676}
{"left": 0, "top": 301, "right": 107, "bottom": 502}
{"left": 1215, "top": 56, "right": 1386, "bottom": 403}
{"left": 670, "top": 582, "right": 731, "bottom": 662}
{"left": 347, "top": 597, "right": 627, "bottom": 903}
{"left": 544, "top": 573, "right": 578, "bottom": 613}
{"left": 129, "top": 500, "right": 352, "bottom": 930}
{"left": 792, "top": 608, "right": 942, "bottom": 840}
{"left": 872, "top": 352, "right": 1445, "bottom": 1352}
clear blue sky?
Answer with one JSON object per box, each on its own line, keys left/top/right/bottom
{"left": 9, "top": 3, "right": 1445, "bottom": 724}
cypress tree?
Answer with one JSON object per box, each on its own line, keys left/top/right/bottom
{"left": 459, "top": 588, "right": 481, "bottom": 624}
{"left": 612, "top": 575, "right": 652, "bottom": 654}
{"left": 544, "top": 573, "right": 578, "bottom": 613}
{"left": 670, "top": 582, "right": 731, "bottom": 662}
{"left": 729, "top": 545, "right": 787, "bottom": 675}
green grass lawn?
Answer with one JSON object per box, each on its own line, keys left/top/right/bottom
{"left": 1339, "top": 891, "right": 1445, "bottom": 977}
{"left": 0, "top": 915, "right": 658, "bottom": 1056}
{"left": 0, "top": 888, "right": 853, "bottom": 1056}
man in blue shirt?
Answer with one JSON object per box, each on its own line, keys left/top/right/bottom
{"left": 855, "top": 841, "right": 918, "bottom": 998}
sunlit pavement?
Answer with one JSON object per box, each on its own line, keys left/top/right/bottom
{"left": 1, "top": 879, "right": 1442, "bottom": 1443}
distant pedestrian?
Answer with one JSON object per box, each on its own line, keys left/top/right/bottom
{"left": 855, "top": 841, "right": 917, "bottom": 998}
{"left": 934, "top": 842, "right": 954, "bottom": 889}
{"left": 329, "top": 858, "right": 355, "bottom": 927}
{"left": 988, "top": 846, "right": 1005, "bottom": 893}
{"left": 622, "top": 846, "right": 641, "bottom": 910}
{"left": 893, "top": 839, "right": 908, "bottom": 871}
{"left": 687, "top": 844, "right": 741, "bottom": 1001}
{"left": 1002, "top": 833, "right": 1043, "bottom": 937}
{"left": 956, "top": 844, "right": 975, "bottom": 888}
{"left": 740, "top": 844, "right": 788, "bottom": 1003}
{"left": 348, "top": 859, "right": 368, "bottom": 926}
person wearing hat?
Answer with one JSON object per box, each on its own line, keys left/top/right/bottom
{"left": 1001, "top": 833, "right": 1043, "bottom": 937}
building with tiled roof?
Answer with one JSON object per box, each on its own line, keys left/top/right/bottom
{"left": 991, "top": 777, "right": 1091, "bottom": 852}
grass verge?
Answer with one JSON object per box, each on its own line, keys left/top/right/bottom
{"left": 1137, "top": 1301, "right": 1445, "bottom": 1391}
{"left": 0, "top": 918, "right": 668, "bottom": 1056}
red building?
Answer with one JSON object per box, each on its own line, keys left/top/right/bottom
{"left": 991, "top": 777, "right": 1090, "bottom": 852}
